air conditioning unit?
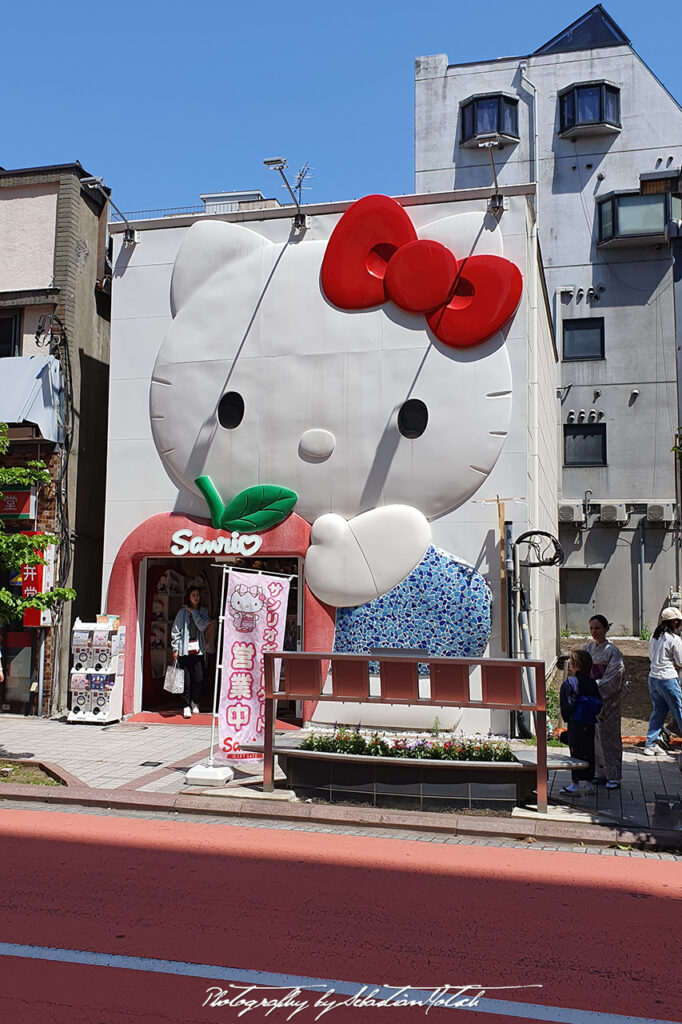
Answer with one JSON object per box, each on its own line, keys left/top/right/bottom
{"left": 558, "top": 501, "right": 585, "bottom": 524}
{"left": 647, "top": 502, "right": 677, "bottom": 525}
{"left": 599, "top": 502, "right": 628, "bottom": 525}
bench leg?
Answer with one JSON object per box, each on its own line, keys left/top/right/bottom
{"left": 535, "top": 710, "right": 547, "bottom": 814}
{"left": 263, "top": 697, "right": 275, "bottom": 793}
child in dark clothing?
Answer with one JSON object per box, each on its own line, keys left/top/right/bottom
{"left": 560, "top": 649, "right": 603, "bottom": 796}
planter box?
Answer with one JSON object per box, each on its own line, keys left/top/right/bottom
{"left": 279, "top": 749, "right": 536, "bottom": 811}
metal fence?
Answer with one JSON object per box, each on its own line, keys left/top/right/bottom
{"left": 110, "top": 205, "right": 204, "bottom": 223}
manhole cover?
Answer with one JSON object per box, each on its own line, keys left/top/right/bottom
{"left": 101, "top": 724, "right": 148, "bottom": 732}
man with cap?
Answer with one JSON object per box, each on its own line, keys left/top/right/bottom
{"left": 643, "top": 606, "right": 682, "bottom": 755}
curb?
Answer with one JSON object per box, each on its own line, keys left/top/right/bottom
{"left": 0, "top": 781, "right": 679, "bottom": 851}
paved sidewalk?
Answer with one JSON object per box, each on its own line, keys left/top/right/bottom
{"left": 0, "top": 716, "right": 681, "bottom": 843}
{"left": 549, "top": 746, "right": 682, "bottom": 831}
{"left": 0, "top": 717, "right": 212, "bottom": 793}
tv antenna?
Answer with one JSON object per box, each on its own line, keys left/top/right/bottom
{"left": 293, "top": 162, "right": 312, "bottom": 206}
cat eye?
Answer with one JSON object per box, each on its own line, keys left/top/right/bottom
{"left": 218, "top": 391, "right": 245, "bottom": 429}
{"left": 397, "top": 399, "right": 428, "bottom": 438}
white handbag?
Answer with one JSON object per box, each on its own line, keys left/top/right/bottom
{"left": 163, "top": 663, "right": 185, "bottom": 694}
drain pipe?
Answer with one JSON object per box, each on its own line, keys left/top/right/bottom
{"left": 639, "top": 518, "right": 646, "bottom": 634}
{"left": 512, "top": 541, "right": 533, "bottom": 738}
{"left": 37, "top": 628, "right": 45, "bottom": 717}
{"left": 519, "top": 61, "right": 538, "bottom": 216}
{"left": 505, "top": 523, "right": 519, "bottom": 737}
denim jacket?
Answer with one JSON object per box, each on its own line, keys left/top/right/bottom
{"left": 171, "top": 607, "right": 209, "bottom": 656}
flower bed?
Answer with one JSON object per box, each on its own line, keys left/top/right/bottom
{"left": 281, "top": 729, "right": 532, "bottom": 811}
{"left": 301, "top": 728, "right": 513, "bottom": 762}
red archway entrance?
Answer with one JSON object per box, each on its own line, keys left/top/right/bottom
{"left": 106, "top": 511, "right": 334, "bottom": 719}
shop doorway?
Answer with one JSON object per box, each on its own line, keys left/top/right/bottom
{"left": 0, "top": 630, "right": 34, "bottom": 715}
{"left": 142, "top": 555, "right": 302, "bottom": 717}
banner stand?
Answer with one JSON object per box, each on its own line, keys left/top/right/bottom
{"left": 184, "top": 563, "right": 295, "bottom": 788}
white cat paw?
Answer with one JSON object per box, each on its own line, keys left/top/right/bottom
{"left": 304, "top": 506, "right": 431, "bottom": 608}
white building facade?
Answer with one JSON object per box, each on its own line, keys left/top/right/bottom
{"left": 102, "top": 187, "right": 557, "bottom": 731}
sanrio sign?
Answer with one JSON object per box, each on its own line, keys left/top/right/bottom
{"left": 169, "top": 528, "right": 263, "bottom": 557}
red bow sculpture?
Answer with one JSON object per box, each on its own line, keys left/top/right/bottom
{"left": 321, "top": 194, "right": 523, "bottom": 349}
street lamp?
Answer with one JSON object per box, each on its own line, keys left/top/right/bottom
{"left": 263, "top": 157, "right": 307, "bottom": 232}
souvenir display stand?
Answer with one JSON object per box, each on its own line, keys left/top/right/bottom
{"left": 68, "top": 617, "right": 125, "bottom": 723}
{"left": 149, "top": 569, "right": 186, "bottom": 681}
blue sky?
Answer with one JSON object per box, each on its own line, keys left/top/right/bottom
{"left": 3, "top": 1, "right": 680, "bottom": 214}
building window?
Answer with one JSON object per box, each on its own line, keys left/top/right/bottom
{"left": 559, "top": 82, "right": 620, "bottom": 136}
{"left": 460, "top": 94, "right": 519, "bottom": 147}
{"left": 564, "top": 424, "right": 607, "bottom": 467}
{"left": 562, "top": 318, "right": 604, "bottom": 360}
{"left": 597, "top": 192, "right": 681, "bottom": 243}
{"left": 0, "top": 312, "right": 20, "bottom": 358}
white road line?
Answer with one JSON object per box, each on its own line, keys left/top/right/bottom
{"left": 0, "top": 942, "right": 673, "bottom": 1024}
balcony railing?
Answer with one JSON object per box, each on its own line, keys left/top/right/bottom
{"left": 110, "top": 205, "right": 204, "bottom": 223}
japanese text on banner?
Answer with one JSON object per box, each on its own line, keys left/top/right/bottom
{"left": 218, "top": 571, "right": 290, "bottom": 762}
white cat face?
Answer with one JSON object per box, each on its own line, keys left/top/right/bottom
{"left": 150, "top": 205, "right": 516, "bottom": 525}
{"left": 230, "top": 587, "right": 264, "bottom": 613}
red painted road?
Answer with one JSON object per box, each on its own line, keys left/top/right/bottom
{"left": 0, "top": 807, "right": 679, "bottom": 1024}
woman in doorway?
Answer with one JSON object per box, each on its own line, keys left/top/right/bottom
{"left": 171, "top": 586, "right": 209, "bottom": 719}
{"left": 583, "top": 614, "right": 626, "bottom": 789}
{"left": 643, "top": 608, "right": 682, "bottom": 755}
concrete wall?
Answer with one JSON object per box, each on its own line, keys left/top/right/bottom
{"left": 0, "top": 183, "right": 58, "bottom": 291}
{"left": 414, "top": 32, "right": 682, "bottom": 635}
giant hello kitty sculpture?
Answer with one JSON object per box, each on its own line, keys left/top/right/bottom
{"left": 150, "top": 195, "right": 522, "bottom": 663}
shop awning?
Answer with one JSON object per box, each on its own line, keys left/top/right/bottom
{"left": 0, "top": 355, "right": 64, "bottom": 442}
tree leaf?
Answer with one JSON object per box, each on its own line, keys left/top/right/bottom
{"left": 220, "top": 485, "right": 298, "bottom": 533}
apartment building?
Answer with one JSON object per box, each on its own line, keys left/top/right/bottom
{"left": 415, "top": 5, "right": 682, "bottom": 634}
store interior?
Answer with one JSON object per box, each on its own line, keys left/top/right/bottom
{"left": 143, "top": 555, "right": 301, "bottom": 716}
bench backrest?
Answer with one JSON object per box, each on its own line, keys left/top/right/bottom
{"left": 264, "top": 652, "right": 546, "bottom": 712}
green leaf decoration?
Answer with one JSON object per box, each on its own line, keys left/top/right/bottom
{"left": 220, "top": 485, "right": 298, "bottom": 533}
{"left": 195, "top": 476, "right": 227, "bottom": 530}
{"left": 194, "top": 477, "right": 298, "bottom": 533}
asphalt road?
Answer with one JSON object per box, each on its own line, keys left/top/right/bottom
{"left": 0, "top": 807, "right": 679, "bottom": 1024}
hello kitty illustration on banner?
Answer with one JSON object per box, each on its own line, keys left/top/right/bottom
{"left": 219, "top": 571, "right": 290, "bottom": 761}
{"left": 150, "top": 193, "right": 524, "bottom": 678}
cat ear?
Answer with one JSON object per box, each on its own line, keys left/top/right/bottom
{"left": 170, "top": 220, "right": 267, "bottom": 316}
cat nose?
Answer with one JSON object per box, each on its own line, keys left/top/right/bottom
{"left": 299, "top": 429, "right": 335, "bottom": 460}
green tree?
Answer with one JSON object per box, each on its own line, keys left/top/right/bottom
{"left": 0, "top": 422, "right": 75, "bottom": 626}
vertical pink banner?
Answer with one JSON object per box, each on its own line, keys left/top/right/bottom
{"left": 217, "top": 570, "right": 290, "bottom": 762}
